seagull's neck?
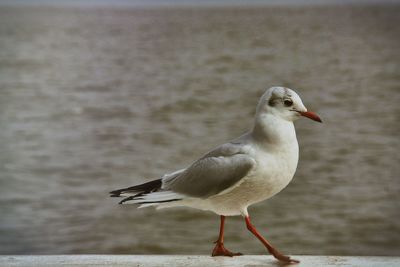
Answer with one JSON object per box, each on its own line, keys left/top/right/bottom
{"left": 251, "top": 113, "right": 297, "bottom": 147}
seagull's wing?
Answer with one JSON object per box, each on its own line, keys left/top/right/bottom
{"left": 162, "top": 142, "right": 255, "bottom": 198}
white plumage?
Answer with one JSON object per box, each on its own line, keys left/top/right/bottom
{"left": 110, "top": 86, "right": 322, "bottom": 263}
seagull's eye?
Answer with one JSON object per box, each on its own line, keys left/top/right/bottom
{"left": 284, "top": 99, "right": 293, "bottom": 107}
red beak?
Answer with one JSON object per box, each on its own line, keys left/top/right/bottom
{"left": 298, "top": 111, "right": 322, "bottom": 123}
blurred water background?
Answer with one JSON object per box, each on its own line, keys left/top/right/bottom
{"left": 0, "top": 0, "right": 399, "bottom": 256}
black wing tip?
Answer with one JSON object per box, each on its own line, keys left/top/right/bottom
{"left": 118, "top": 195, "right": 136, "bottom": 204}
{"left": 109, "top": 179, "right": 162, "bottom": 199}
{"left": 117, "top": 192, "right": 146, "bottom": 204}
{"left": 130, "top": 198, "right": 182, "bottom": 205}
{"left": 109, "top": 190, "right": 122, "bottom": 197}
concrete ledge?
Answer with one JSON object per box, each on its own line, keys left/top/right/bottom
{"left": 1, "top": 255, "right": 399, "bottom": 267}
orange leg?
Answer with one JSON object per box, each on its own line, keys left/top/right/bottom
{"left": 245, "top": 216, "right": 299, "bottom": 263}
{"left": 211, "top": 216, "right": 243, "bottom": 257}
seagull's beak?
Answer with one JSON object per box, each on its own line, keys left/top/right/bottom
{"left": 298, "top": 111, "right": 322, "bottom": 123}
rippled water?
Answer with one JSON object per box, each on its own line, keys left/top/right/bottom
{"left": 0, "top": 4, "right": 399, "bottom": 256}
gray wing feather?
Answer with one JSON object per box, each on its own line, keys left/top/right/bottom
{"left": 162, "top": 143, "right": 255, "bottom": 198}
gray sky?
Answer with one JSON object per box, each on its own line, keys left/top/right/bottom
{"left": 1, "top": 0, "right": 400, "bottom": 7}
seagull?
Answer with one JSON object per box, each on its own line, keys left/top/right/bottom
{"left": 110, "top": 86, "right": 322, "bottom": 263}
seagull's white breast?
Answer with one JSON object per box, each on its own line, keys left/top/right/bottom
{"left": 249, "top": 141, "right": 299, "bottom": 200}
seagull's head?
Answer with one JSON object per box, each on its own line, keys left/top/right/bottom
{"left": 257, "top": 87, "right": 322, "bottom": 123}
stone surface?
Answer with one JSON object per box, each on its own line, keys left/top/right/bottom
{"left": 1, "top": 255, "right": 399, "bottom": 267}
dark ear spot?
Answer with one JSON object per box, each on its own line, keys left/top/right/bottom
{"left": 268, "top": 98, "right": 276, "bottom": 106}
{"left": 268, "top": 89, "right": 281, "bottom": 107}
{"left": 268, "top": 96, "right": 280, "bottom": 106}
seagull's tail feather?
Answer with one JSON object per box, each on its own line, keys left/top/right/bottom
{"left": 109, "top": 179, "right": 162, "bottom": 197}
{"left": 134, "top": 191, "right": 185, "bottom": 207}
{"left": 109, "top": 179, "right": 184, "bottom": 206}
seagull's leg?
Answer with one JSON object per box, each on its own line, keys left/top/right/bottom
{"left": 211, "top": 215, "right": 243, "bottom": 257}
{"left": 244, "top": 216, "right": 299, "bottom": 263}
